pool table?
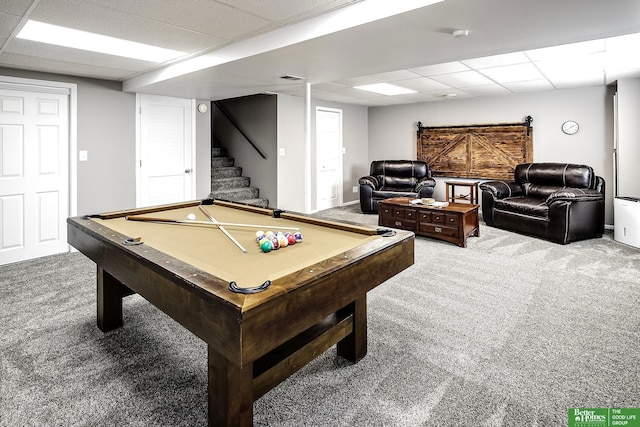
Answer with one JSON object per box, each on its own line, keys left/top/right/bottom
{"left": 67, "top": 199, "right": 414, "bottom": 426}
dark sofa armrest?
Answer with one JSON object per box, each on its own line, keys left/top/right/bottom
{"left": 415, "top": 177, "right": 436, "bottom": 192}
{"left": 358, "top": 175, "right": 379, "bottom": 190}
{"left": 479, "top": 181, "right": 523, "bottom": 199}
{"left": 546, "top": 188, "right": 604, "bottom": 204}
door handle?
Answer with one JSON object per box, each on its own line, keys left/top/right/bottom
{"left": 185, "top": 168, "right": 192, "bottom": 173}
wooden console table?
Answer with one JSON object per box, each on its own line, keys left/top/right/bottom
{"left": 378, "top": 197, "right": 479, "bottom": 248}
{"left": 445, "top": 180, "right": 480, "bottom": 204}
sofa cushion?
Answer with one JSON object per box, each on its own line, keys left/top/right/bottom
{"left": 373, "top": 189, "right": 417, "bottom": 199}
{"left": 522, "top": 183, "right": 561, "bottom": 199}
{"left": 370, "top": 160, "right": 429, "bottom": 180}
{"left": 383, "top": 176, "right": 418, "bottom": 188}
{"left": 515, "top": 163, "right": 596, "bottom": 189}
{"left": 495, "top": 197, "right": 549, "bottom": 218}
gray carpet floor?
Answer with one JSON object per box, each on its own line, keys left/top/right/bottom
{"left": 1, "top": 204, "right": 639, "bottom": 426}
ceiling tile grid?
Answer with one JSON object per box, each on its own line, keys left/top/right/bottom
{"left": 1, "top": 0, "right": 640, "bottom": 104}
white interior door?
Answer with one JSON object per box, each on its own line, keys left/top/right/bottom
{"left": 0, "top": 87, "right": 69, "bottom": 265}
{"left": 138, "top": 94, "right": 194, "bottom": 207}
{"left": 316, "top": 107, "right": 342, "bottom": 211}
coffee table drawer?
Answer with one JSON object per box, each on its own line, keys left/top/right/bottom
{"left": 445, "top": 214, "right": 460, "bottom": 226}
{"left": 418, "top": 223, "right": 458, "bottom": 237}
{"left": 431, "top": 212, "right": 446, "bottom": 224}
{"left": 390, "top": 219, "right": 416, "bottom": 229}
{"left": 381, "top": 206, "right": 416, "bottom": 219}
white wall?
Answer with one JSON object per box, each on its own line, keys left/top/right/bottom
{"left": 1, "top": 67, "right": 214, "bottom": 215}
{"left": 616, "top": 78, "right": 640, "bottom": 198}
{"left": 368, "top": 86, "right": 615, "bottom": 225}
{"left": 276, "top": 94, "right": 369, "bottom": 212}
{"left": 277, "top": 94, "right": 305, "bottom": 211}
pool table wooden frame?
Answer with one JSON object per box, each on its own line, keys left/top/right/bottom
{"left": 67, "top": 199, "right": 414, "bottom": 426}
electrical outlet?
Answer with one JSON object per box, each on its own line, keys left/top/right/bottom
{"left": 352, "top": 186, "right": 358, "bottom": 193}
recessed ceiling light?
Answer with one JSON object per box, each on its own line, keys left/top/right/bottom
{"left": 354, "top": 83, "right": 416, "bottom": 95}
{"left": 17, "top": 20, "right": 186, "bottom": 63}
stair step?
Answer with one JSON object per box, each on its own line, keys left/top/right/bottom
{"left": 211, "top": 176, "right": 250, "bottom": 191}
{"left": 212, "top": 157, "right": 235, "bottom": 168}
{"left": 237, "top": 198, "right": 270, "bottom": 208}
{"left": 211, "top": 166, "right": 242, "bottom": 179}
{"left": 208, "top": 187, "right": 259, "bottom": 201}
{"left": 211, "top": 147, "right": 228, "bottom": 158}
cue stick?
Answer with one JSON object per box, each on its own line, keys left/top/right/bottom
{"left": 126, "top": 215, "right": 300, "bottom": 231}
{"left": 198, "top": 205, "right": 247, "bottom": 253}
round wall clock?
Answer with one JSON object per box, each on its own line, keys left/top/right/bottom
{"left": 562, "top": 120, "right": 579, "bottom": 135}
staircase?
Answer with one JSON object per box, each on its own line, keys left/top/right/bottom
{"left": 208, "top": 147, "right": 269, "bottom": 208}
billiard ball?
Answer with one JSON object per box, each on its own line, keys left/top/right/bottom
{"left": 255, "top": 230, "right": 265, "bottom": 240}
{"left": 271, "top": 237, "right": 280, "bottom": 250}
{"left": 187, "top": 213, "right": 196, "bottom": 220}
{"left": 259, "top": 239, "right": 272, "bottom": 253}
{"left": 294, "top": 232, "right": 303, "bottom": 242}
{"left": 287, "top": 234, "right": 296, "bottom": 245}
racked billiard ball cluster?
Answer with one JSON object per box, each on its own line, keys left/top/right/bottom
{"left": 256, "top": 230, "right": 303, "bottom": 253}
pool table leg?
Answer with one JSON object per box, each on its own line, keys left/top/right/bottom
{"left": 336, "top": 295, "right": 367, "bottom": 363}
{"left": 96, "top": 266, "right": 132, "bottom": 332}
{"left": 208, "top": 345, "right": 253, "bottom": 427}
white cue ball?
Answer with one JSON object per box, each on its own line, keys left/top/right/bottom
{"left": 187, "top": 213, "right": 196, "bottom": 220}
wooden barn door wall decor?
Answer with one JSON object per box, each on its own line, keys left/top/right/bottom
{"left": 416, "top": 117, "right": 533, "bottom": 180}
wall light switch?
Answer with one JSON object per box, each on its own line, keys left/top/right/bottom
{"left": 353, "top": 186, "right": 358, "bottom": 193}
{"left": 79, "top": 150, "right": 88, "bottom": 161}
{"left": 279, "top": 148, "right": 286, "bottom": 156}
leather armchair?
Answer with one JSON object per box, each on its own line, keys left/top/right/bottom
{"left": 480, "top": 163, "right": 605, "bottom": 244}
{"left": 359, "top": 160, "right": 436, "bottom": 213}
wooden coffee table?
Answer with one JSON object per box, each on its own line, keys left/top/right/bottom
{"left": 378, "top": 197, "right": 479, "bottom": 247}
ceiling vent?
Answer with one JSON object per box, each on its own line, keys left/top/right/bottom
{"left": 280, "top": 75, "right": 306, "bottom": 81}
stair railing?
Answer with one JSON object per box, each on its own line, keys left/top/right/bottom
{"left": 213, "top": 101, "right": 267, "bottom": 159}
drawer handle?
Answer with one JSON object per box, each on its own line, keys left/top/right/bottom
{"left": 449, "top": 218, "right": 455, "bottom": 222}
{"left": 435, "top": 216, "right": 441, "bottom": 220}
{"left": 395, "top": 221, "right": 402, "bottom": 226}
{"left": 434, "top": 227, "right": 441, "bottom": 233}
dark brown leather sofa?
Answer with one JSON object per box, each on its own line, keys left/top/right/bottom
{"left": 480, "top": 163, "right": 605, "bottom": 244}
{"left": 359, "top": 160, "right": 436, "bottom": 213}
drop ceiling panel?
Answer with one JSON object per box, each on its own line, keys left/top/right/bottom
{"left": 215, "top": 0, "right": 358, "bottom": 21}
{"left": 1, "top": 0, "right": 32, "bottom": 16}
{"left": 459, "top": 84, "right": 511, "bottom": 97}
{"left": 0, "top": 52, "right": 136, "bottom": 80}
{"left": 502, "top": 79, "right": 555, "bottom": 93}
{"left": 429, "top": 70, "right": 495, "bottom": 87}
{"left": 29, "top": 0, "right": 227, "bottom": 52}
{"left": 479, "top": 63, "right": 545, "bottom": 84}
{"left": 5, "top": 39, "right": 157, "bottom": 73}
{"left": 80, "top": 0, "right": 270, "bottom": 40}
{"left": 461, "top": 52, "right": 530, "bottom": 69}
{"left": 365, "top": 69, "right": 422, "bottom": 82}
{"left": 0, "top": 13, "right": 21, "bottom": 37}
{"left": 409, "top": 62, "right": 470, "bottom": 76}
{"left": 392, "top": 77, "right": 454, "bottom": 93}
